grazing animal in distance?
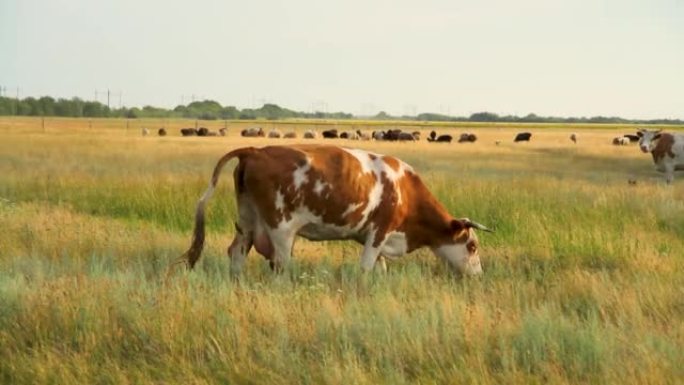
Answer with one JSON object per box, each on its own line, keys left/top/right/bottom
{"left": 268, "top": 129, "right": 282, "bottom": 138}
{"left": 158, "top": 128, "right": 167, "bottom": 136}
{"left": 181, "top": 128, "right": 198, "bottom": 136}
{"left": 570, "top": 133, "right": 577, "bottom": 144}
{"left": 178, "top": 145, "right": 492, "bottom": 276}
{"left": 372, "top": 131, "right": 385, "bottom": 140}
{"left": 429, "top": 131, "right": 437, "bottom": 141}
{"left": 428, "top": 134, "right": 453, "bottom": 143}
{"left": 219, "top": 128, "right": 227, "bottom": 136}
{"left": 397, "top": 131, "right": 417, "bottom": 141}
{"left": 303, "top": 130, "right": 317, "bottom": 139}
{"left": 197, "top": 127, "right": 210, "bottom": 136}
{"left": 637, "top": 129, "right": 684, "bottom": 184}
{"left": 458, "top": 133, "right": 477, "bottom": 143}
{"left": 612, "top": 137, "right": 630, "bottom": 146}
{"left": 356, "top": 130, "right": 370, "bottom": 140}
{"left": 283, "top": 131, "right": 297, "bottom": 139}
{"left": 322, "top": 129, "right": 338, "bottom": 138}
{"left": 514, "top": 132, "right": 532, "bottom": 142}
{"left": 339, "top": 131, "right": 350, "bottom": 139}
{"left": 241, "top": 127, "right": 265, "bottom": 137}
{"left": 142, "top": 127, "right": 149, "bottom": 136}
{"left": 623, "top": 134, "right": 640, "bottom": 143}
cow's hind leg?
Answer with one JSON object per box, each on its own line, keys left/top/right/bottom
{"left": 228, "top": 224, "right": 253, "bottom": 277}
{"left": 228, "top": 196, "right": 257, "bottom": 276}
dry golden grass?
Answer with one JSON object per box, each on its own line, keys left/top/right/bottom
{"left": 1, "top": 117, "right": 683, "bottom": 384}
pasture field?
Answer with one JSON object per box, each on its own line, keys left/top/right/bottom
{"left": 1, "top": 116, "right": 683, "bottom": 384}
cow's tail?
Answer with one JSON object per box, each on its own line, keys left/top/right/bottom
{"left": 175, "top": 147, "right": 257, "bottom": 270}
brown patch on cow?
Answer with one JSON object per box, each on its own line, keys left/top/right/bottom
{"left": 651, "top": 133, "right": 676, "bottom": 163}
{"left": 382, "top": 156, "right": 401, "bottom": 172}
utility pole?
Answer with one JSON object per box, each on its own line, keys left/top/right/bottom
{"left": 107, "top": 89, "right": 110, "bottom": 109}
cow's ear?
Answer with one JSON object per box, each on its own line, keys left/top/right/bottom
{"left": 654, "top": 133, "right": 661, "bottom": 140}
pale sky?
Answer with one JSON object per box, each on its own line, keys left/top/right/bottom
{"left": 1, "top": 0, "right": 683, "bottom": 119}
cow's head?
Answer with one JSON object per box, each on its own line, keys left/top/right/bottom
{"left": 432, "top": 218, "right": 492, "bottom": 276}
{"left": 637, "top": 129, "right": 662, "bottom": 153}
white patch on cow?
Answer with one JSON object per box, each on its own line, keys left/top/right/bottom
{"left": 292, "top": 160, "right": 311, "bottom": 190}
{"left": 432, "top": 243, "right": 482, "bottom": 276}
{"left": 341, "top": 148, "right": 379, "bottom": 175}
{"left": 313, "top": 179, "right": 328, "bottom": 196}
{"left": 275, "top": 190, "right": 285, "bottom": 211}
{"left": 381, "top": 231, "right": 408, "bottom": 258}
{"left": 342, "top": 202, "right": 363, "bottom": 218}
{"left": 355, "top": 179, "right": 383, "bottom": 230}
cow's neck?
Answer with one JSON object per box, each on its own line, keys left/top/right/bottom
{"left": 402, "top": 197, "right": 452, "bottom": 252}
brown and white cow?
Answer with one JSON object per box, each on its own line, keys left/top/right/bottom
{"left": 637, "top": 129, "right": 684, "bottom": 184}
{"left": 179, "top": 145, "right": 491, "bottom": 276}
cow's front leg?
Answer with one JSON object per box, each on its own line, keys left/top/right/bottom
{"left": 664, "top": 162, "right": 675, "bottom": 184}
{"left": 360, "top": 233, "right": 386, "bottom": 272}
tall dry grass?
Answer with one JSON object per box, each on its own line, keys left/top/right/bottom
{"left": 0, "top": 117, "right": 683, "bottom": 384}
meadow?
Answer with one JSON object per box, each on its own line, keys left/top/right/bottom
{"left": 1, "top": 116, "right": 683, "bottom": 384}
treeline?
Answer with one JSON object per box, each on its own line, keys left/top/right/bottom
{"left": 0, "top": 95, "right": 681, "bottom": 125}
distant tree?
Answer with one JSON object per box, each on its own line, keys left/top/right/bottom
{"left": 469, "top": 112, "right": 499, "bottom": 122}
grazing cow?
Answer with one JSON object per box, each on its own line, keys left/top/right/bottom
{"left": 623, "top": 134, "right": 640, "bottom": 143}
{"left": 412, "top": 131, "right": 421, "bottom": 141}
{"left": 283, "top": 131, "right": 297, "bottom": 139}
{"left": 428, "top": 131, "right": 452, "bottom": 143}
{"left": 197, "top": 127, "right": 210, "bottom": 136}
{"left": 637, "top": 129, "right": 684, "bottom": 184}
{"left": 241, "top": 127, "right": 265, "bottom": 137}
{"left": 303, "top": 130, "right": 317, "bottom": 139}
{"left": 268, "top": 129, "right": 282, "bottom": 138}
{"left": 570, "top": 133, "right": 577, "bottom": 144}
{"left": 181, "top": 128, "right": 198, "bottom": 136}
{"left": 372, "top": 131, "right": 385, "bottom": 140}
{"left": 397, "top": 131, "right": 417, "bottom": 141}
{"left": 158, "top": 128, "right": 167, "bottom": 137}
{"left": 514, "top": 132, "right": 532, "bottom": 142}
{"left": 142, "top": 127, "right": 149, "bottom": 136}
{"left": 356, "top": 130, "right": 371, "bottom": 141}
{"left": 458, "top": 133, "right": 477, "bottom": 143}
{"left": 219, "top": 128, "right": 227, "bottom": 136}
{"left": 612, "top": 137, "right": 630, "bottom": 146}
{"left": 339, "top": 131, "right": 350, "bottom": 139}
{"left": 428, "top": 134, "right": 453, "bottom": 143}
{"left": 322, "top": 129, "right": 338, "bottom": 139}
{"left": 179, "top": 145, "right": 491, "bottom": 276}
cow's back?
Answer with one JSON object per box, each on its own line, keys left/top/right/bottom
{"left": 239, "top": 145, "right": 393, "bottom": 232}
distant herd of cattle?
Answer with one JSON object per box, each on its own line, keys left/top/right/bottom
{"left": 142, "top": 126, "right": 653, "bottom": 148}
{"left": 145, "top": 126, "right": 539, "bottom": 143}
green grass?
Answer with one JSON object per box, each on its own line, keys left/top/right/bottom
{"left": 0, "top": 117, "right": 683, "bottom": 384}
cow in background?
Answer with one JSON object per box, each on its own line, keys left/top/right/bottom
{"left": 181, "top": 128, "right": 198, "bottom": 136}
{"left": 322, "top": 129, "right": 338, "bottom": 138}
{"left": 241, "top": 127, "right": 265, "bottom": 137}
{"left": 514, "top": 132, "right": 532, "bottom": 142}
{"left": 637, "top": 129, "right": 684, "bottom": 184}
{"left": 458, "top": 133, "right": 477, "bottom": 143}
